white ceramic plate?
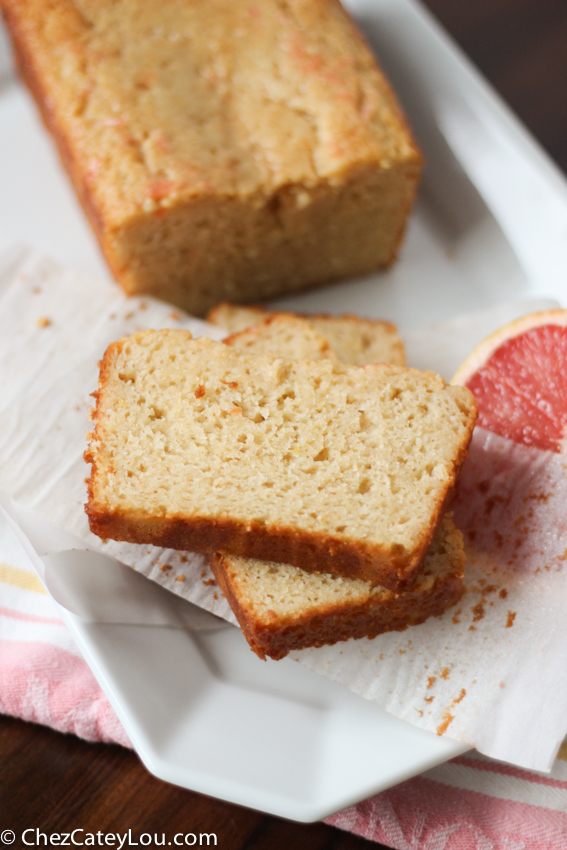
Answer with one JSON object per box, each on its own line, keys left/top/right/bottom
{"left": 1, "top": 0, "right": 567, "bottom": 823}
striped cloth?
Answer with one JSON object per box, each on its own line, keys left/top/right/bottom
{"left": 0, "top": 556, "right": 129, "bottom": 746}
{"left": 3, "top": 553, "right": 567, "bottom": 848}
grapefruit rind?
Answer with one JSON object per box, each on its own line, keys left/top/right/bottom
{"left": 451, "top": 309, "right": 567, "bottom": 387}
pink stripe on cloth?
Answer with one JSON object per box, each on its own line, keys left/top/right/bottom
{"left": 325, "top": 775, "right": 567, "bottom": 849}
{"left": 0, "top": 605, "right": 64, "bottom": 625}
{"left": 452, "top": 753, "right": 567, "bottom": 791}
{"left": 0, "top": 640, "right": 131, "bottom": 748}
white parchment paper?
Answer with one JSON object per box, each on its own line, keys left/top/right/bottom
{"left": 0, "top": 243, "right": 237, "bottom": 625}
{"left": 293, "top": 427, "right": 567, "bottom": 769}
{"left": 1, "top": 242, "right": 565, "bottom": 770}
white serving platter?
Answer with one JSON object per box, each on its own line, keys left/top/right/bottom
{"left": 1, "top": 0, "right": 566, "bottom": 823}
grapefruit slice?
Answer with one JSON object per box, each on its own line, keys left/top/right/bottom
{"left": 452, "top": 310, "right": 567, "bottom": 453}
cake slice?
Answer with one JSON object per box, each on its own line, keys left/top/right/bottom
{"left": 210, "top": 513, "right": 465, "bottom": 660}
{"left": 85, "top": 329, "right": 477, "bottom": 589}
{"left": 213, "top": 315, "right": 464, "bottom": 658}
{"left": 208, "top": 303, "right": 405, "bottom": 366}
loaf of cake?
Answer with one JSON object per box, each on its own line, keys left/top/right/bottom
{"left": 210, "top": 513, "right": 465, "bottom": 660}
{"left": 85, "top": 329, "right": 477, "bottom": 589}
{"left": 224, "top": 315, "right": 338, "bottom": 362}
{"left": 208, "top": 303, "right": 405, "bottom": 366}
{"left": 1, "top": 0, "right": 422, "bottom": 316}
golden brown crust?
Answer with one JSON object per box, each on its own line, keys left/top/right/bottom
{"left": 86, "top": 506, "right": 430, "bottom": 590}
{"left": 210, "top": 549, "right": 464, "bottom": 661}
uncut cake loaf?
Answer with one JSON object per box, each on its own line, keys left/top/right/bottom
{"left": 85, "top": 329, "right": 477, "bottom": 589}
{"left": 211, "top": 513, "right": 465, "bottom": 660}
{"left": 1, "top": 0, "right": 422, "bottom": 316}
{"left": 208, "top": 303, "right": 405, "bottom": 366}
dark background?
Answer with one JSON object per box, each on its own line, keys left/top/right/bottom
{"left": 1, "top": 1, "right": 566, "bottom": 848}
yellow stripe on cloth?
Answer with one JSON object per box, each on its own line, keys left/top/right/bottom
{"left": 0, "top": 562, "right": 46, "bottom": 594}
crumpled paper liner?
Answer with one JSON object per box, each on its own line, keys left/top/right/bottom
{"left": 0, "top": 241, "right": 565, "bottom": 770}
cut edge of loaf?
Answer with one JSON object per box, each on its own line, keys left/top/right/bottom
{"left": 210, "top": 513, "right": 465, "bottom": 660}
{"left": 85, "top": 330, "right": 477, "bottom": 589}
{"left": 207, "top": 302, "right": 405, "bottom": 366}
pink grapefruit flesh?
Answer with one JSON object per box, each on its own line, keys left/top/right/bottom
{"left": 452, "top": 311, "right": 567, "bottom": 454}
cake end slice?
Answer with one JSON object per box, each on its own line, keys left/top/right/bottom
{"left": 208, "top": 303, "right": 405, "bottom": 366}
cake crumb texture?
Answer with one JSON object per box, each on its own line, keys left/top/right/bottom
{"left": 224, "top": 315, "right": 338, "bottom": 362}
